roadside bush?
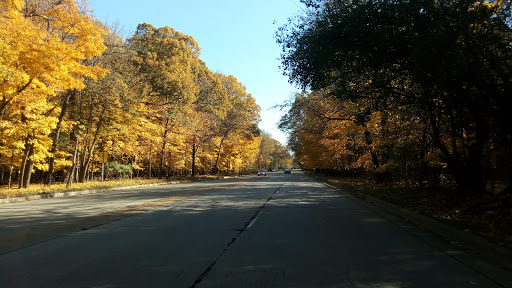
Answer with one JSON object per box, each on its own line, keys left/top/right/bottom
{"left": 240, "top": 169, "right": 258, "bottom": 175}
{"left": 104, "top": 162, "right": 133, "bottom": 180}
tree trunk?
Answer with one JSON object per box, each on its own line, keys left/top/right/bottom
{"left": 75, "top": 152, "right": 80, "bottom": 183}
{"left": 23, "top": 150, "right": 34, "bottom": 188}
{"left": 8, "top": 166, "right": 13, "bottom": 190}
{"left": 214, "top": 134, "right": 227, "bottom": 174}
{"left": 66, "top": 137, "right": 79, "bottom": 187}
{"left": 18, "top": 142, "right": 29, "bottom": 189}
{"left": 148, "top": 143, "right": 152, "bottom": 179}
{"left": 453, "top": 127, "right": 487, "bottom": 196}
{"left": 363, "top": 130, "right": 380, "bottom": 169}
{"left": 191, "top": 136, "right": 197, "bottom": 177}
{"left": 7, "top": 152, "right": 14, "bottom": 190}
{"left": 18, "top": 141, "right": 34, "bottom": 189}
{"left": 428, "top": 107, "right": 487, "bottom": 196}
{"left": 78, "top": 107, "right": 105, "bottom": 182}
{"left": 380, "top": 111, "right": 389, "bottom": 166}
{"left": 159, "top": 119, "right": 169, "bottom": 178}
{"left": 45, "top": 91, "right": 73, "bottom": 185}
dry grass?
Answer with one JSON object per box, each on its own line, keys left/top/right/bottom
{"left": 0, "top": 174, "right": 241, "bottom": 199}
{"left": 0, "top": 178, "right": 171, "bottom": 199}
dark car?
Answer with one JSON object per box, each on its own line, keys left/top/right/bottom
{"left": 258, "top": 169, "right": 267, "bottom": 176}
{"left": 284, "top": 168, "right": 291, "bottom": 174}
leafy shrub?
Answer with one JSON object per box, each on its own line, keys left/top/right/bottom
{"left": 104, "top": 161, "right": 133, "bottom": 180}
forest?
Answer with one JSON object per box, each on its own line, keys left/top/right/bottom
{"left": 0, "top": 0, "right": 292, "bottom": 190}
{"left": 277, "top": 0, "right": 512, "bottom": 239}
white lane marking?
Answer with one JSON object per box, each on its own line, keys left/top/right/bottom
{"left": 247, "top": 217, "right": 258, "bottom": 229}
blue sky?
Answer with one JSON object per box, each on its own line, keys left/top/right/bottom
{"left": 88, "top": 0, "right": 304, "bottom": 145}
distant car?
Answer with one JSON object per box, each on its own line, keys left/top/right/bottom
{"left": 284, "top": 168, "right": 291, "bottom": 174}
{"left": 258, "top": 169, "right": 267, "bottom": 176}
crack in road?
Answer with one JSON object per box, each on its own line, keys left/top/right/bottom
{"left": 190, "top": 182, "right": 286, "bottom": 288}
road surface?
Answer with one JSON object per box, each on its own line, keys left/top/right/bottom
{"left": 0, "top": 171, "right": 510, "bottom": 287}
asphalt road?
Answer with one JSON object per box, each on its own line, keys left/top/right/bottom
{"left": 0, "top": 171, "right": 509, "bottom": 287}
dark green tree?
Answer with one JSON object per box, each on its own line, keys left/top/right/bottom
{"left": 277, "top": 0, "right": 512, "bottom": 195}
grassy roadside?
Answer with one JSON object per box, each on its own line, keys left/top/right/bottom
{"left": 0, "top": 174, "right": 247, "bottom": 200}
{"left": 313, "top": 173, "right": 512, "bottom": 250}
{"left": 0, "top": 178, "right": 185, "bottom": 199}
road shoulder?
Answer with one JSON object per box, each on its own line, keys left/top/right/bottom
{"left": 318, "top": 177, "right": 512, "bottom": 287}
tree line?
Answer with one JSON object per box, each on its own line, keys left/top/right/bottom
{"left": 0, "top": 0, "right": 292, "bottom": 189}
{"left": 277, "top": 0, "right": 512, "bottom": 197}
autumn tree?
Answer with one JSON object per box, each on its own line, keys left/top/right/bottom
{"left": 277, "top": 0, "right": 512, "bottom": 194}
{"left": 45, "top": 23, "right": 134, "bottom": 185}
{"left": 256, "top": 131, "right": 292, "bottom": 170}
{"left": 185, "top": 62, "right": 228, "bottom": 176}
{"left": 211, "top": 74, "right": 261, "bottom": 173}
{"left": 221, "top": 132, "right": 261, "bottom": 173}
{"left": 1, "top": 6, "right": 265, "bottom": 186}
{"left": 0, "top": 0, "right": 107, "bottom": 188}
{"left": 280, "top": 89, "right": 442, "bottom": 186}
{"left": 128, "top": 23, "right": 202, "bottom": 178}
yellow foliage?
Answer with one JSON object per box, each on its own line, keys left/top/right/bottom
{"left": 1, "top": 5, "right": 265, "bottom": 183}
{"left": 1, "top": 0, "right": 107, "bottom": 176}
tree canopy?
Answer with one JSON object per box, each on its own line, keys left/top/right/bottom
{"left": 0, "top": 0, "right": 274, "bottom": 188}
{"left": 277, "top": 0, "right": 512, "bottom": 195}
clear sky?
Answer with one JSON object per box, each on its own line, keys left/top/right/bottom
{"left": 88, "top": 0, "right": 304, "bottom": 145}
